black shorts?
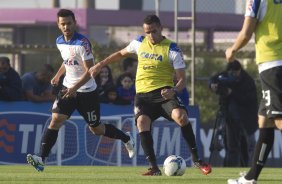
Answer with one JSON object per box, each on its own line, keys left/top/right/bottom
{"left": 134, "top": 87, "right": 187, "bottom": 123}
{"left": 258, "top": 66, "right": 282, "bottom": 119}
{"left": 52, "top": 88, "right": 101, "bottom": 127}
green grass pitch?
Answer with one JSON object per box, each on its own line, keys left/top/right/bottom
{"left": 0, "top": 165, "right": 281, "bottom": 184}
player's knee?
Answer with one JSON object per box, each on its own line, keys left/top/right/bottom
{"left": 48, "top": 123, "right": 61, "bottom": 130}
{"left": 136, "top": 115, "right": 151, "bottom": 131}
{"left": 172, "top": 111, "right": 187, "bottom": 126}
{"left": 89, "top": 125, "right": 104, "bottom": 135}
{"left": 48, "top": 114, "right": 66, "bottom": 130}
{"left": 89, "top": 126, "right": 99, "bottom": 135}
{"left": 274, "top": 118, "right": 282, "bottom": 130}
{"left": 178, "top": 117, "right": 188, "bottom": 126}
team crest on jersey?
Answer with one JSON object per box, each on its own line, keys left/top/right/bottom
{"left": 69, "top": 47, "right": 76, "bottom": 57}
{"left": 140, "top": 52, "right": 163, "bottom": 62}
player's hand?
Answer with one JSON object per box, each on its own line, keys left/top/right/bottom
{"left": 225, "top": 47, "right": 236, "bottom": 62}
{"left": 89, "top": 62, "right": 103, "bottom": 78}
{"left": 51, "top": 76, "right": 60, "bottom": 86}
{"left": 161, "top": 88, "right": 175, "bottom": 100}
{"left": 62, "top": 88, "right": 77, "bottom": 98}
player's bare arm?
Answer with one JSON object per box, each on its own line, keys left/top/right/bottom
{"left": 225, "top": 17, "right": 257, "bottom": 62}
{"left": 62, "top": 58, "right": 93, "bottom": 98}
{"left": 89, "top": 48, "right": 129, "bottom": 77}
{"left": 174, "top": 68, "right": 186, "bottom": 92}
{"left": 51, "top": 63, "right": 65, "bottom": 86}
{"left": 161, "top": 68, "right": 186, "bottom": 100}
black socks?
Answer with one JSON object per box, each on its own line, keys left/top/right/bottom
{"left": 104, "top": 124, "right": 129, "bottom": 143}
{"left": 181, "top": 123, "right": 199, "bottom": 162}
{"left": 139, "top": 131, "right": 158, "bottom": 168}
{"left": 139, "top": 124, "right": 199, "bottom": 168}
{"left": 245, "top": 128, "right": 274, "bottom": 180}
{"left": 40, "top": 128, "right": 59, "bottom": 162}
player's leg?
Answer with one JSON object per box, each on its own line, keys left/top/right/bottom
{"left": 78, "top": 90, "right": 136, "bottom": 158}
{"left": 27, "top": 113, "right": 68, "bottom": 171}
{"left": 228, "top": 68, "right": 281, "bottom": 184}
{"left": 244, "top": 116, "right": 274, "bottom": 180}
{"left": 40, "top": 90, "right": 75, "bottom": 162}
{"left": 27, "top": 92, "right": 74, "bottom": 171}
{"left": 137, "top": 115, "right": 162, "bottom": 176}
{"left": 88, "top": 123, "right": 136, "bottom": 158}
{"left": 161, "top": 92, "right": 212, "bottom": 175}
{"left": 170, "top": 108, "right": 199, "bottom": 161}
{"left": 137, "top": 115, "right": 161, "bottom": 175}
{"left": 169, "top": 106, "right": 212, "bottom": 175}
{"left": 229, "top": 121, "right": 281, "bottom": 184}
{"left": 135, "top": 94, "right": 161, "bottom": 176}
{"left": 227, "top": 116, "right": 274, "bottom": 184}
{"left": 40, "top": 113, "right": 68, "bottom": 160}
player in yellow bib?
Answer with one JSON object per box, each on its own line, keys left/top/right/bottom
{"left": 89, "top": 14, "right": 212, "bottom": 176}
{"left": 226, "top": 0, "right": 282, "bottom": 183}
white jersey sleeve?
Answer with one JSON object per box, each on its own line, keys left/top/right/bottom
{"left": 125, "top": 36, "right": 143, "bottom": 54}
{"left": 169, "top": 43, "right": 186, "bottom": 69}
{"left": 79, "top": 37, "right": 94, "bottom": 61}
{"left": 245, "top": 0, "right": 267, "bottom": 21}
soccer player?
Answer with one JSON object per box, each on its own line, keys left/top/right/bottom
{"left": 26, "top": 9, "right": 136, "bottom": 172}
{"left": 89, "top": 14, "right": 212, "bottom": 176}
{"left": 226, "top": 1, "right": 282, "bottom": 184}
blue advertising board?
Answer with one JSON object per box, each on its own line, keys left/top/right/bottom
{"left": 0, "top": 101, "right": 201, "bottom": 166}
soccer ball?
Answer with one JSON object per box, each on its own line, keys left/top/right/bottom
{"left": 163, "top": 155, "right": 186, "bottom": 176}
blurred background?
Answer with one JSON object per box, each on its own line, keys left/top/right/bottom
{"left": 0, "top": 0, "right": 257, "bottom": 125}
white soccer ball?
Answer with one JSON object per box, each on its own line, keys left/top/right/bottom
{"left": 163, "top": 155, "right": 186, "bottom": 176}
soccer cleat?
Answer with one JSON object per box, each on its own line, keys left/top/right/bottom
{"left": 227, "top": 176, "right": 257, "bottom": 184}
{"left": 124, "top": 132, "right": 136, "bottom": 158}
{"left": 142, "top": 167, "right": 162, "bottom": 176}
{"left": 193, "top": 160, "right": 212, "bottom": 175}
{"left": 26, "top": 154, "right": 45, "bottom": 172}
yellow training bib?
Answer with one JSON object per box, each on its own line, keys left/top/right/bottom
{"left": 135, "top": 37, "right": 174, "bottom": 93}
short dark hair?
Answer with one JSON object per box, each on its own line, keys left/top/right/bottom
{"left": 0, "top": 56, "right": 10, "bottom": 65}
{"left": 226, "top": 60, "right": 242, "bottom": 71}
{"left": 143, "top": 14, "right": 161, "bottom": 26}
{"left": 57, "top": 9, "right": 76, "bottom": 22}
